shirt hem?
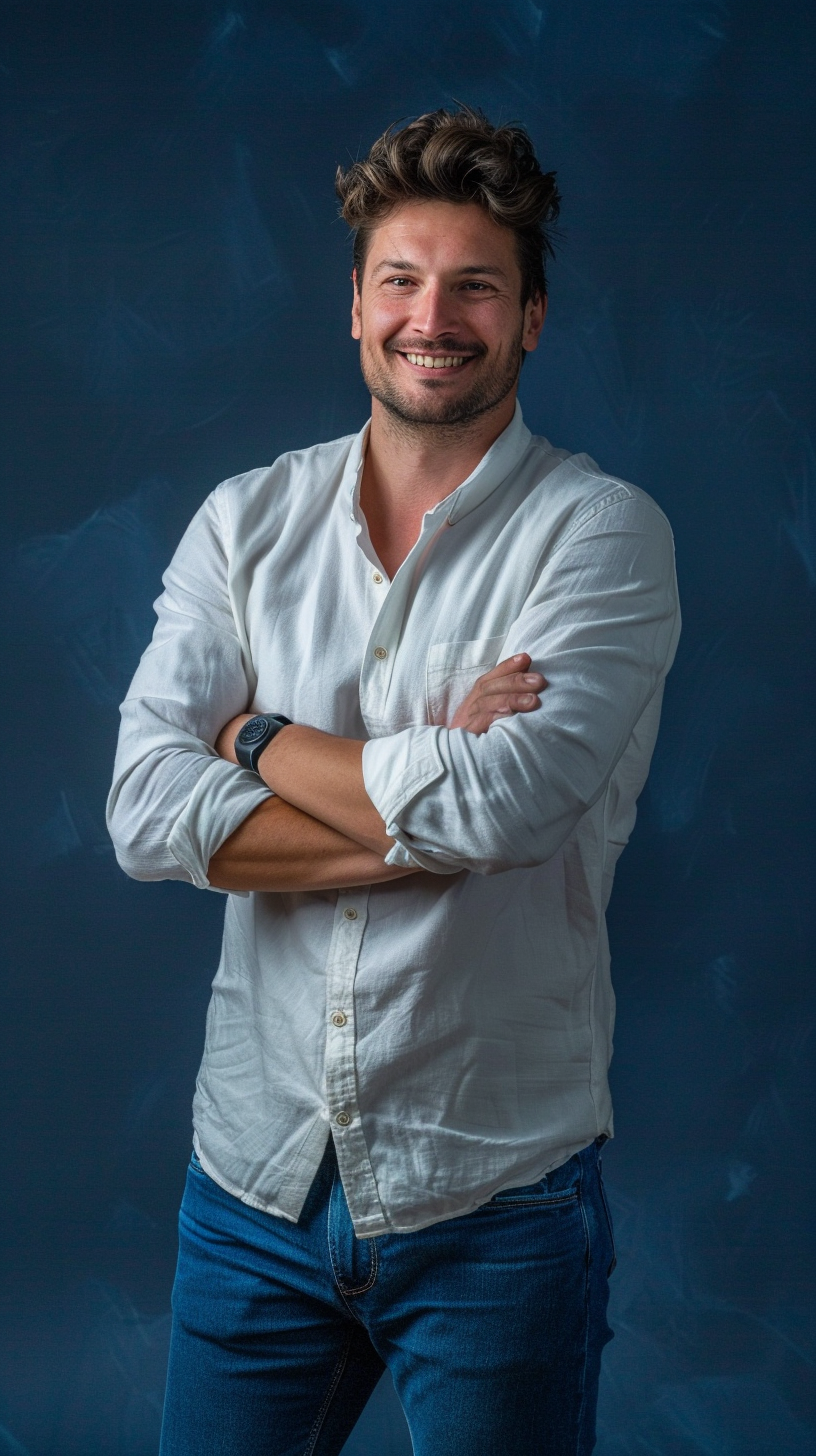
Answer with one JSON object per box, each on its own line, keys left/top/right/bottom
{"left": 192, "top": 1131, "right": 301, "bottom": 1224}
{"left": 345, "top": 1133, "right": 614, "bottom": 1238}
{"left": 190, "top": 1126, "right": 613, "bottom": 1237}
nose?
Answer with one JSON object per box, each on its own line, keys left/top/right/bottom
{"left": 411, "top": 280, "right": 462, "bottom": 340}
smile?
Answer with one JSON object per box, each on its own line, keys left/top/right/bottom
{"left": 401, "top": 353, "right": 471, "bottom": 370}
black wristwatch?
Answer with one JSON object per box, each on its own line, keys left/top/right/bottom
{"left": 234, "top": 713, "right": 293, "bottom": 773}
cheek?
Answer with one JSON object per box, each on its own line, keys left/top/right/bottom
{"left": 361, "top": 293, "right": 415, "bottom": 339}
{"left": 481, "top": 303, "right": 521, "bottom": 346}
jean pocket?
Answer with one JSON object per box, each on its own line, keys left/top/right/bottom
{"left": 483, "top": 1180, "right": 580, "bottom": 1209}
{"left": 189, "top": 1147, "right": 204, "bottom": 1173}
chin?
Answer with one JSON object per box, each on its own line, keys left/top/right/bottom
{"left": 367, "top": 371, "right": 476, "bottom": 425}
{"left": 388, "top": 398, "right": 495, "bottom": 429}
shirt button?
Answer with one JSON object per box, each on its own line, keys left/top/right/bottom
{"left": 373, "top": 646, "right": 388, "bottom": 660}
{"left": 335, "top": 1111, "right": 351, "bottom": 1127}
{"left": 372, "top": 571, "right": 383, "bottom": 584}
{"left": 343, "top": 907, "right": 358, "bottom": 921}
{"left": 330, "top": 1011, "right": 348, "bottom": 1027}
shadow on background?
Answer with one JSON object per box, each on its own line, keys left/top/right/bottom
{"left": 0, "top": 2, "right": 813, "bottom": 1452}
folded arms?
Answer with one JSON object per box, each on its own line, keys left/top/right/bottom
{"left": 106, "top": 489, "right": 679, "bottom": 893}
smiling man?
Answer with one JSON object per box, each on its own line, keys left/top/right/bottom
{"left": 108, "top": 108, "right": 680, "bottom": 1456}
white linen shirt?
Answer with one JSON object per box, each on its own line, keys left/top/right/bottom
{"left": 107, "top": 403, "right": 680, "bottom": 1237}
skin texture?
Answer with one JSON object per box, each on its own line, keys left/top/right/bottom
{"left": 206, "top": 796, "right": 414, "bottom": 895}
{"left": 207, "top": 200, "right": 548, "bottom": 894}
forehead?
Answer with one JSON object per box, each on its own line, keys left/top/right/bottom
{"left": 363, "top": 199, "right": 519, "bottom": 275}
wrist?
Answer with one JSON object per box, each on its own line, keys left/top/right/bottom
{"left": 256, "top": 721, "right": 298, "bottom": 783}
{"left": 234, "top": 713, "right": 294, "bottom": 774}
{"left": 216, "top": 713, "right": 252, "bottom": 764}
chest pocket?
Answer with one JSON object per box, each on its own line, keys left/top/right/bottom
{"left": 426, "top": 635, "right": 507, "bottom": 726}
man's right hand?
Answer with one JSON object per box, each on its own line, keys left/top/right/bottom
{"left": 450, "top": 653, "right": 547, "bottom": 736}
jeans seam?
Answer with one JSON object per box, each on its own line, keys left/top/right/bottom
{"left": 340, "top": 1237, "right": 379, "bottom": 1296}
{"left": 327, "top": 1165, "right": 379, "bottom": 1301}
{"left": 302, "top": 1330, "right": 352, "bottom": 1456}
{"left": 575, "top": 1151, "right": 592, "bottom": 1453}
{"left": 596, "top": 1160, "right": 617, "bottom": 1276}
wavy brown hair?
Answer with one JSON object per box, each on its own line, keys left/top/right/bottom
{"left": 335, "top": 106, "right": 560, "bottom": 305}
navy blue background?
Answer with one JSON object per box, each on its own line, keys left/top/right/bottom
{"left": 1, "top": 3, "right": 813, "bottom": 1452}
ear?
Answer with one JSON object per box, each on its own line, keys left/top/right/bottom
{"left": 521, "top": 292, "right": 547, "bottom": 354}
{"left": 351, "top": 267, "right": 362, "bottom": 340}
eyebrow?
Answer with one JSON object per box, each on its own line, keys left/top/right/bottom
{"left": 371, "top": 258, "right": 509, "bottom": 280}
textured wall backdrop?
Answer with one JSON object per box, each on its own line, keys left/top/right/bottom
{"left": 1, "top": 3, "right": 813, "bottom": 1453}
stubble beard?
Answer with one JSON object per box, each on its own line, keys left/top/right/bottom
{"left": 360, "top": 325, "right": 525, "bottom": 440}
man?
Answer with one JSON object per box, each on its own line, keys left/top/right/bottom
{"left": 108, "top": 107, "right": 680, "bottom": 1455}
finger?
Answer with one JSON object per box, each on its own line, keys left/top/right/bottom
{"left": 485, "top": 706, "right": 523, "bottom": 729}
{"left": 463, "top": 698, "right": 541, "bottom": 735}
{"left": 477, "top": 653, "right": 532, "bottom": 683}
{"left": 478, "top": 692, "right": 541, "bottom": 718}
{"left": 504, "top": 693, "right": 541, "bottom": 710}
{"left": 464, "top": 709, "right": 513, "bottom": 736}
{"left": 476, "top": 670, "right": 547, "bottom": 697}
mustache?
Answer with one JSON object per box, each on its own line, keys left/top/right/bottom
{"left": 384, "top": 338, "right": 487, "bottom": 359}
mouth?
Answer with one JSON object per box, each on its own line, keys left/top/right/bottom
{"left": 397, "top": 351, "right": 478, "bottom": 373}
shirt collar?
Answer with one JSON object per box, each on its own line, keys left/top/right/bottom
{"left": 342, "top": 400, "right": 532, "bottom": 529}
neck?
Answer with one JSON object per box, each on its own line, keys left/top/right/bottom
{"left": 359, "top": 391, "right": 517, "bottom": 579}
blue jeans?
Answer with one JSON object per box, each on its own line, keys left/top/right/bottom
{"left": 160, "top": 1136, "right": 615, "bottom": 1455}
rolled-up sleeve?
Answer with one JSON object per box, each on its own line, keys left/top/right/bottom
{"left": 106, "top": 487, "right": 272, "bottom": 889}
{"left": 363, "top": 494, "right": 681, "bottom": 876}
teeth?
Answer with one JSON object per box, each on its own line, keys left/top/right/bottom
{"left": 405, "top": 353, "right": 467, "bottom": 368}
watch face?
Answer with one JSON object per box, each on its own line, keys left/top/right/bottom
{"left": 238, "top": 716, "right": 269, "bottom": 745}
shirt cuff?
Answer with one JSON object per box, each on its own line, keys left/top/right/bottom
{"left": 383, "top": 839, "right": 424, "bottom": 869}
{"left": 363, "top": 728, "right": 461, "bottom": 876}
{"left": 167, "top": 757, "right": 274, "bottom": 891}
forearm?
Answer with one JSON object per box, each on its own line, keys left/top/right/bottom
{"left": 260, "top": 726, "right": 392, "bottom": 852}
{"left": 213, "top": 655, "right": 548, "bottom": 863}
{"left": 216, "top": 716, "right": 390, "bottom": 855}
{"left": 208, "top": 794, "right": 417, "bottom": 893}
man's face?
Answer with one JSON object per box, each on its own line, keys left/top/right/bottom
{"left": 351, "top": 200, "right": 546, "bottom": 430}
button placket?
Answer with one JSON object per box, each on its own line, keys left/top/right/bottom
{"left": 360, "top": 579, "right": 406, "bottom": 721}
{"left": 324, "top": 893, "right": 366, "bottom": 1140}
{"left": 322, "top": 890, "right": 386, "bottom": 1226}
{"left": 359, "top": 510, "right": 451, "bottom": 731}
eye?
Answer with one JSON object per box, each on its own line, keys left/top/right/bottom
{"left": 385, "top": 276, "right": 415, "bottom": 288}
{"left": 461, "top": 281, "right": 491, "bottom": 292}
